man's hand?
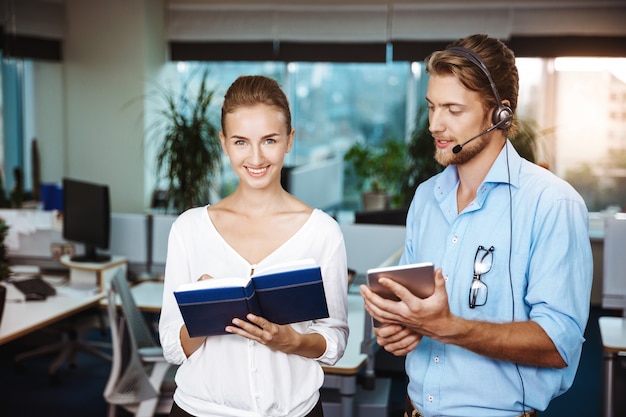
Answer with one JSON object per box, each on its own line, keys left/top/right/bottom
{"left": 373, "top": 323, "right": 422, "bottom": 356}
{"left": 361, "top": 268, "right": 452, "bottom": 339}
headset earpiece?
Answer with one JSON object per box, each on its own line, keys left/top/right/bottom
{"left": 493, "top": 103, "right": 513, "bottom": 130}
{"left": 447, "top": 46, "right": 513, "bottom": 130}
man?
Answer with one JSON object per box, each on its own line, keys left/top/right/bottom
{"left": 360, "top": 34, "right": 593, "bottom": 417}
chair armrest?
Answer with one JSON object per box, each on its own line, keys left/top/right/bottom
{"left": 138, "top": 346, "right": 166, "bottom": 362}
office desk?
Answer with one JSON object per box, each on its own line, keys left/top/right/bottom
{"left": 321, "top": 292, "right": 369, "bottom": 417}
{"left": 129, "top": 280, "right": 163, "bottom": 313}
{"left": 101, "top": 280, "right": 164, "bottom": 313}
{"left": 127, "top": 280, "right": 372, "bottom": 417}
{"left": 599, "top": 316, "right": 626, "bottom": 417}
{"left": 0, "top": 282, "right": 104, "bottom": 345}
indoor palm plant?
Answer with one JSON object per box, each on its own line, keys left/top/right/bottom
{"left": 343, "top": 138, "right": 407, "bottom": 211}
{"left": 150, "top": 71, "right": 222, "bottom": 214}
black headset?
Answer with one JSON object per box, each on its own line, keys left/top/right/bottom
{"left": 447, "top": 46, "right": 513, "bottom": 130}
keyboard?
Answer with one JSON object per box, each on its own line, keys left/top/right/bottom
{"left": 12, "top": 276, "right": 57, "bottom": 297}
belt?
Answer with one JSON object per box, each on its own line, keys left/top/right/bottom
{"left": 404, "top": 396, "right": 537, "bottom": 417}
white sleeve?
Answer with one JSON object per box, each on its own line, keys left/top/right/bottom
{"left": 158, "top": 219, "right": 189, "bottom": 365}
{"left": 307, "top": 219, "right": 349, "bottom": 366}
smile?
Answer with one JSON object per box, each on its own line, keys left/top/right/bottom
{"left": 246, "top": 166, "right": 267, "bottom": 175}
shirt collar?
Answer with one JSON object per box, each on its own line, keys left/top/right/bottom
{"left": 485, "top": 139, "right": 522, "bottom": 189}
{"left": 434, "top": 139, "right": 523, "bottom": 204}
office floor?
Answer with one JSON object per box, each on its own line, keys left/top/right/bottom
{"left": 0, "top": 306, "right": 622, "bottom": 417}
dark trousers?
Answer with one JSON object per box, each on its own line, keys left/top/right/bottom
{"left": 170, "top": 396, "right": 324, "bottom": 417}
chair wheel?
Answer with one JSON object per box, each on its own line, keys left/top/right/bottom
{"left": 49, "top": 373, "right": 61, "bottom": 386}
{"left": 14, "top": 361, "right": 26, "bottom": 373}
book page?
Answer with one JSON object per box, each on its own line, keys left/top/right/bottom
{"left": 175, "top": 276, "right": 250, "bottom": 293}
{"left": 252, "top": 258, "right": 317, "bottom": 278}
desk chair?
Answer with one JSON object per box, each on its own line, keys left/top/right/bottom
{"left": 104, "top": 269, "right": 176, "bottom": 417}
{"left": 600, "top": 214, "right": 626, "bottom": 417}
{"left": 13, "top": 277, "right": 111, "bottom": 383}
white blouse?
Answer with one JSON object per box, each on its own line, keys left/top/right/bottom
{"left": 159, "top": 206, "right": 349, "bottom": 417}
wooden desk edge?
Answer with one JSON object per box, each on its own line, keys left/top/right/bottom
{"left": 602, "top": 345, "right": 626, "bottom": 354}
{"left": 322, "top": 356, "right": 368, "bottom": 375}
{"left": 99, "top": 298, "right": 162, "bottom": 314}
{"left": 598, "top": 316, "right": 626, "bottom": 353}
{"left": 60, "top": 255, "right": 127, "bottom": 271}
{"left": 0, "top": 295, "right": 105, "bottom": 345}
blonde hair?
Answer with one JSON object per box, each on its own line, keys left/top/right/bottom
{"left": 425, "top": 34, "right": 520, "bottom": 137}
{"left": 221, "top": 75, "right": 292, "bottom": 135}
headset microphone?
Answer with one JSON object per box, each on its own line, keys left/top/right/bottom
{"left": 452, "top": 117, "right": 507, "bottom": 154}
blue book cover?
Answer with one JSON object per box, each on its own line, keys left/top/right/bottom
{"left": 174, "top": 259, "right": 329, "bottom": 337}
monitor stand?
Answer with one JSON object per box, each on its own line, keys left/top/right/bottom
{"left": 70, "top": 244, "right": 111, "bottom": 264}
{"left": 60, "top": 255, "right": 127, "bottom": 293}
{"left": 138, "top": 213, "right": 159, "bottom": 280}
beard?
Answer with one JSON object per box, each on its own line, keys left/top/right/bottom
{"left": 434, "top": 134, "right": 490, "bottom": 166}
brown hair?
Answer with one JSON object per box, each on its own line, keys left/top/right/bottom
{"left": 425, "top": 34, "right": 520, "bottom": 136}
{"left": 221, "top": 75, "right": 292, "bottom": 135}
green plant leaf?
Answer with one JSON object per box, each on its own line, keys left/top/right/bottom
{"left": 148, "top": 69, "right": 222, "bottom": 214}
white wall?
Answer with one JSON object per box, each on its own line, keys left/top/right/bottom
{"left": 289, "top": 158, "right": 344, "bottom": 210}
{"left": 55, "top": 0, "right": 166, "bottom": 213}
{"left": 340, "top": 223, "right": 406, "bottom": 276}
{"left": 33, "top": 62, "right": 65, "bottom": 184}
{"left": 602, "top": 214, "right": 626, "bottom": 310}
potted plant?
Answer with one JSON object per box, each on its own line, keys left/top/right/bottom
{"left": 344, "top": 138, "right": 407, "bottom": 211}
{"left": 399, "top": 105, "right": 444, "bottom": 208}
{"left": 149, "top": 70, "right": 222, "bottom": 214}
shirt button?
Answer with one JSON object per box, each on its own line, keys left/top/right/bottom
{"left": 444, "top": 275, "right": 449, "bottom": 282}
{"left": 452, "top": 236, "right": 458, "bottom": 243}
{"left": 428, "top": 395, "right": 434, "bottom": 402}
{"left": 434, "top": 355, "right": 439, "bottom": 363}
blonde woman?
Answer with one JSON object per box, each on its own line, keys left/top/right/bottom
{"left": 159, "top": 75, "right": 349, "bottom": 417}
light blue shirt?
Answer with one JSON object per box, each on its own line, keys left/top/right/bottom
{"left": 401, "top": 141, "right": 593, "bottom": 417}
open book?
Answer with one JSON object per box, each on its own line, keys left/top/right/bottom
{"left": 174, "top": 259, "right": 329, "bottom": 337}
{"left": 367, "top": 262, "right": 434, "bottom": 327}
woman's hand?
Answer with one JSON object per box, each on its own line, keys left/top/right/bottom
{"left": 227, "top": 314, "right": 326, "bottom": 358}
{"left": 227, "top": 314, "right": 300, "bottom": 352}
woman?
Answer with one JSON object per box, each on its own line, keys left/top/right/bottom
{"left": 159, "top": 75, "right": 349, "bottom": 417}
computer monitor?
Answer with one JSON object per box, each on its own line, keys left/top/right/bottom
{"left": 62, "top": 177, "right": 111, "bottom": 263}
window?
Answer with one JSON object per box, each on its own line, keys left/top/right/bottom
{"left": 173, "top": 60, "right": 411, "bottom": 211}
{"left": 0, "top": 55, "right": 29, "bottom": 198}
{"left": 170, "top": 57, "right": 626, "bottom": 213}
{"left": 552, "top": 58, "right": 626, "bottom": 212}
{"left": 5, "top": 56, "right": 626, "bottom": 214}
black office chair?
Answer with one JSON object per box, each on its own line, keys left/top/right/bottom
{"left": 354, "top": 208, "right": 408, "bottom": 226}
{"left": 104, "top": 269, "right": 175, "bottom": 417}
